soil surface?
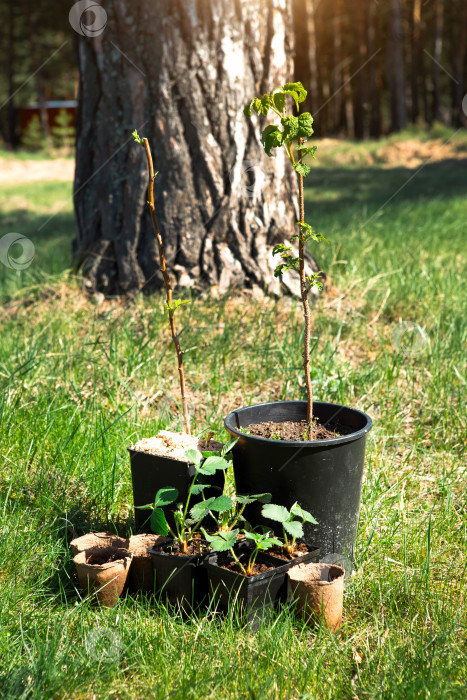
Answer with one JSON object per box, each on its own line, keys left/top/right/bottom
{"left": 157, "top": 536, "right": 208, "bottom": 557}
{"left": 269, "top": 542, "right": 312, "bottom": 560}
{"left": 86, "top": 547, "right": 131, "bottom": 565}
{"left": 245, "top": 419, "right": 349, "bottom": 441}
{"left": 130, "top": 430, "right": 223, "bottom": 461}
{"left": 221, "top": 559, "right": 276, "bottom": 575}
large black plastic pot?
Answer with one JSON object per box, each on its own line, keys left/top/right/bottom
{"left": 148, "top": 545, "right": 209, "bottom": 608}
{"left": 128, "top": 449, "right": 223, "bottom": 531}
{"left": 224, "top": 401, "right": 372, "bottom": 572}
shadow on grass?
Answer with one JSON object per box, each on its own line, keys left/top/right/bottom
{"left": 304, "top": 159, "right": 467, "bottom": 224}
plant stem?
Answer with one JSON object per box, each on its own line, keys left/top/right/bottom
{"left": 297, "top": 138, "right": 313, "bottom": 426}
{"left": 141, "top": 138, "right": 191, "bottom": 435}
{"left": 230, "top": 548, "right": 247, "bottom": 575}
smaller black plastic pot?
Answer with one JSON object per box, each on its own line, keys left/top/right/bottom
{"left": 206, "top": 552, "right": 294, "bottom": 623}
{"left": 128, "top": 449, "right": 223, "bottom": 532}
{"left": 148, "top": 542, "right": 209, "bottom": 608}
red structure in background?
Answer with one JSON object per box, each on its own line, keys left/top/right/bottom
{"left": 19, "top": 100, "right": 77, "bottom": 133}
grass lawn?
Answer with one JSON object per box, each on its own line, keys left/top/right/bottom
{"left": 0, "top": 138, "right": 465, "bottom": 698}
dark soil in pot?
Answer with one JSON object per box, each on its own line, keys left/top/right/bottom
{"left": 246, "top": 419, "right": 343, "bottom": 441}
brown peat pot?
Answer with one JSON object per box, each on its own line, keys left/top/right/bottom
{"left": 73, "top": 547, "right": 132, "bottom": 607}
{"left": 288, "top": 562, "right": 345, "bottom": 631}
{"left": 224, "top": 401, "right": 372, "bottom": 574}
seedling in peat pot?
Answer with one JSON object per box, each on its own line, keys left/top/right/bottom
{"left": 244, "top": 82, "right": 329, "bottom": 431}
{"left": 261, "top": 502, "right": 317, "bottom": 555}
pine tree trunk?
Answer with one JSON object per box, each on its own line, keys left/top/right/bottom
{"left": 368, "top": 0, "right": 381, "bottom": 138}
{"left": 432, "top": 0, "right": 444, "bottom": 122}
{"left": 353, "top": 0, "right": 368, "bottom": 140}
{"left": 410, "top": 0, "right": 422, "bottom": 123}
{"left": 73, "top": 0, "right": 320, "bottom": 297}
{"left": 386, "top": 0, "right": 407, "bottom": 132}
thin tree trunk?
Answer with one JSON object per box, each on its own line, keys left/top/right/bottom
{"left": 387, "top": 0, "right": 407, "bottom": 132}
{"left": 74, "top": 0, "right": 320, "bottom": 297}
{"left": 432, "top": 0, "right": 444, "bottom": 122}
{"left": 23, "top": 0, "right": 52, "bottom": 146}
{"left": 411, "top": 0, "right": 422, "bottom": 123}
{"left": 368, "top": 0, "right": 381, "bottom": 137}
{"left": 450, "top": 0, "right": 467, "bottom": 126}
{"left": 7, "top": 3, "right": 17, "bottom": 148}
{"left": 353, "top": 0, "right": 367, "bottom": 140}
{"left": 331, "top": 0, "right": 343, "bottom": 134}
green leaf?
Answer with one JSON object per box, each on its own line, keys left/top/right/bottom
{"left": 281, "top": 115, "right": 299, "bottom": 140}
{"left": 272, "top": 91, "right": 286, "bottom": 112}
{"left": 261, "top": 503, "right": 291, "bottom": 523}
{"left": 209, "top": 495, "right": 234, "bottom": 513}
{"left": 190, "top": 483, "right": 208, "bottom": 495}
{"left": 283, "top": 520, "right": 304, "bottom": 539}
{"left": 236, "top": 492, "right": 272, "bottom": 505}
{"left": 150, "top": 508, "right": 168, "bottom": 536}
{"left": 297, "top": 112, "right": 314, "bottom": 138}
{"left": 282, "top": 81, "right": 307, "bottom": 103}
{"left": 205, "top": 530, "right": 239, "bottom": 552}
{"left": 200, "top": 456, "right": 230, "bottom": 472}
{"left": 294, "top": 162, "right": 311, "bottom": 177}
{"left": 132, "top": 129, "right": 143, "bottom": 144}
{"left": 221, "top": 438, "right": 239, "bottom": 457}
{"left": 190, "top": 497, "right": 216, "bottom": 521}
{"left": 261, "top": 125, "right": 283, "bottom": 157}
{"left": 260, "top": 93, "right": 272, "bottom": 115}
{"left": 154, "top": 487, "right": 178, "bottom": 508}
{"left": 185, "top": 448, "right": 203, "bottom": 466}
{"left": 297, "top": 145, "right": 317, "bottom": 158}
{"left": 244, "top": 98, "right": 261, "bottom": 117}
{"left": 290, "top": 503, "right": 318, "bottom": 524}
{"left": 172, "top": 299, "right": 190, "bottom": 311}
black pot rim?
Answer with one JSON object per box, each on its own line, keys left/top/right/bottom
{"left": 224, "top": 400, "right": 372, "bottom": 447}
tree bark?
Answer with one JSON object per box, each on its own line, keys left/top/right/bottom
{"left": 368, "top": 0, "right": 381, "bottom": 138}
{"left": 353, "top": 0, "right": 368, "bottom": 140}
{"left": 73, "top": 0, "right": 320, "bottom": 297}
{"left": 449, "top": 0, "right": 467, "bottom": 127}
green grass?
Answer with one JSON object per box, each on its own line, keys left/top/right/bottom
{"left": 0, "top": 143, "right": 466, "bottom": 698}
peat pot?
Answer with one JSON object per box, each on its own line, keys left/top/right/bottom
{"left": 128, "top": 449, "right": 223, "bottom": 532}
{"left": 224, "top": 401, "right": 372, "bottom": 574}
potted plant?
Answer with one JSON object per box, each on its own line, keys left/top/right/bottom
{"left": 129, "top": 132, "right": 223, "bottom": 531}
{"left": 224, "top": 82, "right": 372, "bottom": 572}
{"left": 204, "top": 528, "right": 288, "bottom": 620}
{"left": 260, "top": 502, "right": 320, "bottom": 563}
{"left": 141, "top": 445, "right": 233, "bottom": 606}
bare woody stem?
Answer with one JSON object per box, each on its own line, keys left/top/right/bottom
{"left": 297, "top": 138, "right": 313, "bottom": 425}
{"left": 142, "top": 137, "right": 191, "bottom": 435}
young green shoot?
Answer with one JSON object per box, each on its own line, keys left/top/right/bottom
{"left": 244, "top": 82, "right": 329, "bottom": 429}
{"left": 132, "top": 129, "right": 190, "bottom": 434}
{"left": 261, "top": 502, "right": 318, "bottom": 555}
